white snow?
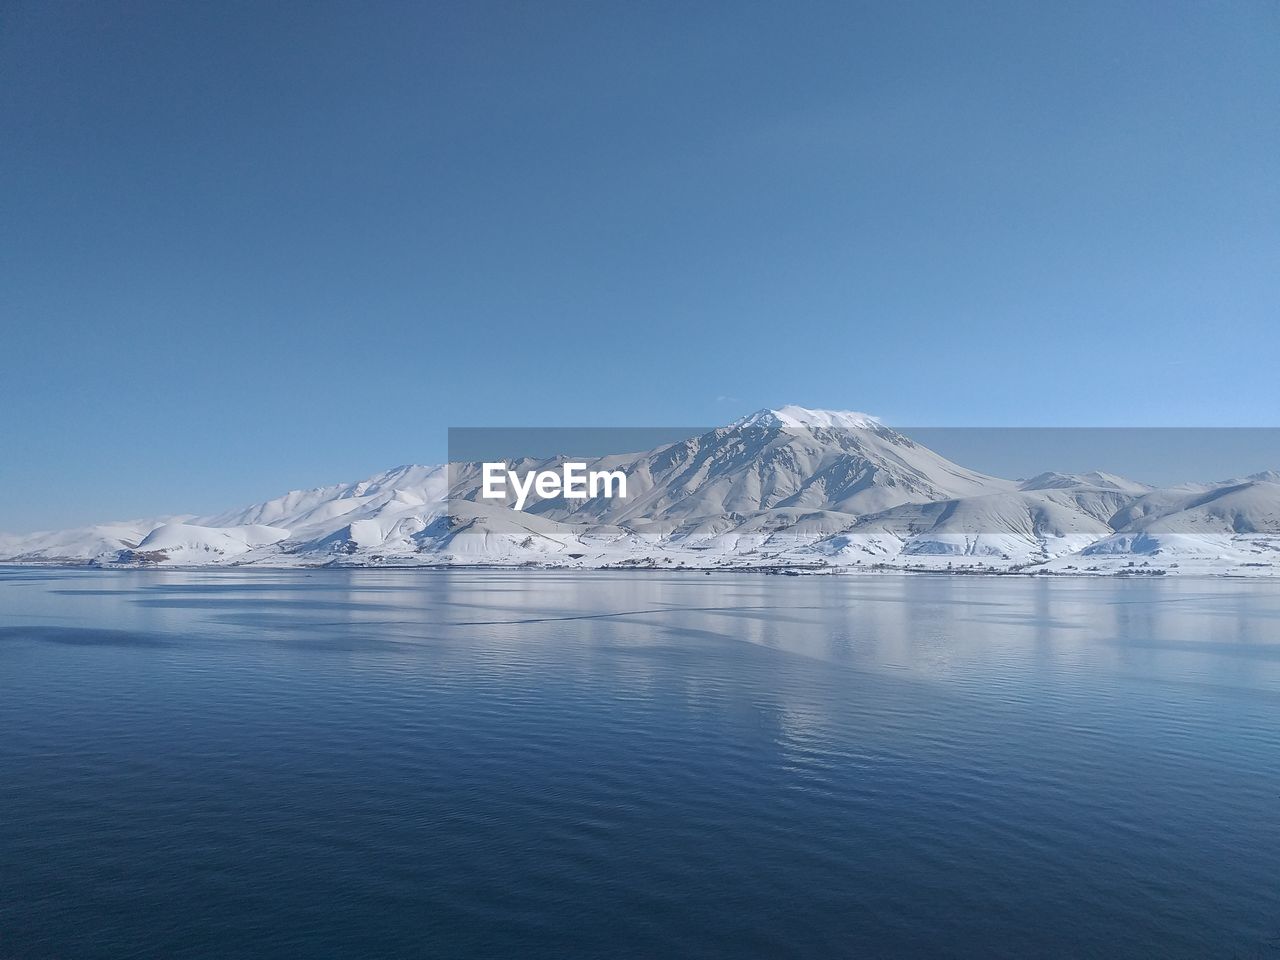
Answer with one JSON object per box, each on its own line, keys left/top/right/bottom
{"left": 733, "top": 406, "right": 881, "bottom": 431}
{"left": 3, "top": 407, "right": 1277, "bottom": 576}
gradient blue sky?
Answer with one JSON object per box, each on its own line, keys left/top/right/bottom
{"left": 2, "top": 1, "right": 1277, "bottom": 531}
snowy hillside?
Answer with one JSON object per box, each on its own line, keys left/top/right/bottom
{"left": 3, "top": 407, "right": 1277, "bottom": 575}
{"left": 455, "top": 405, "right": 1012, "bottom": 524}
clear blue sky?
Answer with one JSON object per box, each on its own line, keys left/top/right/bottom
{"left": 2, "top": 1, "right": 1277, "bottom": 531}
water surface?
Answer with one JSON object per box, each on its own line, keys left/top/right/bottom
{"left": 1, "top": 568, "right": 1278, "bottom": 958}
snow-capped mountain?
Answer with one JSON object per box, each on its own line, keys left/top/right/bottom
{"left": 3, "top": 406, "right": 1278, "bottom": 575}
{"left": 457, "top": 405, "right": 1011, "bottom": 524}
{"left": 1019, "top": 471, "right": 1152, "bottom": 495}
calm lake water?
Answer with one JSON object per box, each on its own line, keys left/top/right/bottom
{"left": 1, "top": 567, "right": 1278, "bottom": 958}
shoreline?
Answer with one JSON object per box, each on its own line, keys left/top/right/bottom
{"left": 2, "top": 560, "right": 1275, "bottom": 579}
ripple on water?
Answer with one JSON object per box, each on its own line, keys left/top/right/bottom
{"left": 0, "top": 569, "right": 1278, "bottom": 958}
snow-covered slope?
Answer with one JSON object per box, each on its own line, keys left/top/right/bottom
{"left": 462, "top": 406, "right": 1013, "bottom": 524}
{"left": 0, "top": 518, "right": 182, "bottom": 562}
{"left": 1020, "top": 471, "right": 1151, "bottom": 495}
{"left": 122, "top": 523, "right": 291, "bottom": 561}
{"left": 3, "top": 407, "right": 1277, "bottom": 575}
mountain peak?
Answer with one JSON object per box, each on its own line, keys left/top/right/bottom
{"left": 733, "top": 405, "right": 880, "bottom": 432}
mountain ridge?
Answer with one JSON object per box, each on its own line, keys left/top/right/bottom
{"left": 3, "top": 407, "right": 1277, "bottom": 575}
